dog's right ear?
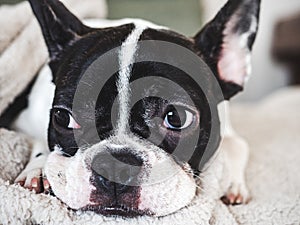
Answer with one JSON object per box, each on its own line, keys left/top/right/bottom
{"left": 194, "top": 0, "right": 260, "bottom": 100}
{"left": 28, "top": 0, "right": 93, "bottom": 76}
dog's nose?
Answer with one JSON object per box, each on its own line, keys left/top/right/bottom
{"left": 91, "top": 150, "right": 143, "bottom": 192}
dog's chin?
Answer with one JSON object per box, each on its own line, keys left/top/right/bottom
{"left": 80, "top": 204, "right": 153, "bottom": 217}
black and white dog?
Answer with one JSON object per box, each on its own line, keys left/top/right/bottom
{"left": 10, "top": 0, "right": 260, "bottom": 217}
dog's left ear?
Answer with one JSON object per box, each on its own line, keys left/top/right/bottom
{"left": 194, "top": 0, "right": 261, "bottom": 100}
{"left": 28, "top": 0, "right": 93, "bottom": 76}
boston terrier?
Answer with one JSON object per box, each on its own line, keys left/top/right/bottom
{"left": 8, "top": 0, "right": 260, "bottom": 217}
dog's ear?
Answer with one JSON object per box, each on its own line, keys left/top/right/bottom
{"left": 194, "top": 0, "right": 261, "bottom": 100}
{"left": 28, "top": 0, "right": 93, "bottom": 75}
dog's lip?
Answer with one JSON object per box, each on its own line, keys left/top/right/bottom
{"left": 80, "top": 204, "right": 152, "bottom": 217}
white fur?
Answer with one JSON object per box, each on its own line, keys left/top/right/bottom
{"left": 116, "top": 23, "right": 147, "bottom": 135}
{"left": 218, "top": 101, "right": 233, "bottom": 137}
{"left": 45, "top": 134, "right": 196, "bottom": 216}
{"left": 139, "top": 164, "right": 196, "bottom": 216}
{"left": 45, "top": 150, "right": 95, "bottom": 209}
{"left": 218, "top": 101, "right": 250, "bottom": 203}
{"left": 84, "top": 18, "right": 167, "bottom": 30}
{"left": 220, "top": 135, "right": 250, "bottom": 202}
{"left": 13, "top": 65, "right": 55, "bottom": 141}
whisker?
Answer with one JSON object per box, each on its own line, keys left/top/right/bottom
{"left": 54, "top": 148, "right": 73, "bottom": 157}
{"left": 185, "top": 169, "right": 220, "bottom": 194}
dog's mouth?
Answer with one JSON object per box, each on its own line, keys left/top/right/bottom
{"left": 80, "top": 204, "right": 153, "bottom": 217}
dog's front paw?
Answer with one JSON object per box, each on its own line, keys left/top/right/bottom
{"left": 15, "top": 168, "right": 51, "bottom": 194}
{"left": 220, "top": 182, "right": 250, "bottom": 205}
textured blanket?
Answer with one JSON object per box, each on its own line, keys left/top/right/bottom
{"left": 0, "top": 0, "right": 107, "bottom": 115}
{"left": 0, "top": 1, "right": 300, "bottom": 225}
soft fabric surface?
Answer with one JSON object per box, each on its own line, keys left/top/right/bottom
{"left": 1, "top": 87, "right": 299, "bottom": 225}
{"left": 0, "top": 1, "right": 299, "bottom": 224}
{"left": 0, "top": 0, "right": 107, "bottom": 115}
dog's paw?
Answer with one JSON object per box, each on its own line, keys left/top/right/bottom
{"left": 220, "top": 182, "right": 250, "bottom": 205}
{"left": 15, "top": 148, "right": 51, "bottom": 194}
{"left": 15, "top": 168, "right": 51, "bottom": 194}
{"left": 15, "top": 168, "right": 50, "bottom": 194}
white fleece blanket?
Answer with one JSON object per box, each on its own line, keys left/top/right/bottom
{"left": 0, "top": 2, "right": 300, "bottom": 224}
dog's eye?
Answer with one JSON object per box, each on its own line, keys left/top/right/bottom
{"left": 163, "top": 106, "right": 194, "bottom": 130}
{"left": 53, "top": 109, "right": 81, "bottom": 130}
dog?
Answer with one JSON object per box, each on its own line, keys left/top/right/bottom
{"left": 7, "top": 0, "right": 260, "bottom": 217}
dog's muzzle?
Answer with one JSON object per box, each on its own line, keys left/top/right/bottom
{"left": 79, "top": 149, "right": 150, "bottom": 216}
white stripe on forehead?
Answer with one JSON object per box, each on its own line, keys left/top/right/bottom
{"left": 82, "top": 18, "right": 166, "bottom": 136}
{"left": 116, "top": 22, "right": 151, "bottom": 135}
{"left": 84, "top": 18, "right": 167, "bottom": 30}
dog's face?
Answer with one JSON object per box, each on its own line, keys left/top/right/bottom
{"left": 29, "top": 0, "right": 260, "bottom": 217}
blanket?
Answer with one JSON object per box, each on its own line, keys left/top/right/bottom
{"left": 0, "top": 0, "right": 107, "bottom": 115}
{"left": 0, "top": 1, "right": 300, "bottom": 225}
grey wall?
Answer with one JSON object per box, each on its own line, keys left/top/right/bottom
{"left": 0, "top": 0, "right": 22, "bottom": 4}
{"left": 107, "top": 0, "right": 202, "bottom": 36}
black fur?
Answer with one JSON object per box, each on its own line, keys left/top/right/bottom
{"left": 28, "top": 0, "right": 94, "bottom": 77}
{"left": 26, "top": 0, "right": 260, "bottom": 215}
{"left": 27, "top": 0, "right": 261, "bottom": 170}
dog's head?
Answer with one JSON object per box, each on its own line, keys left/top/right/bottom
{"left": 29, "top": 0, "right": 260, "bottom": 217}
